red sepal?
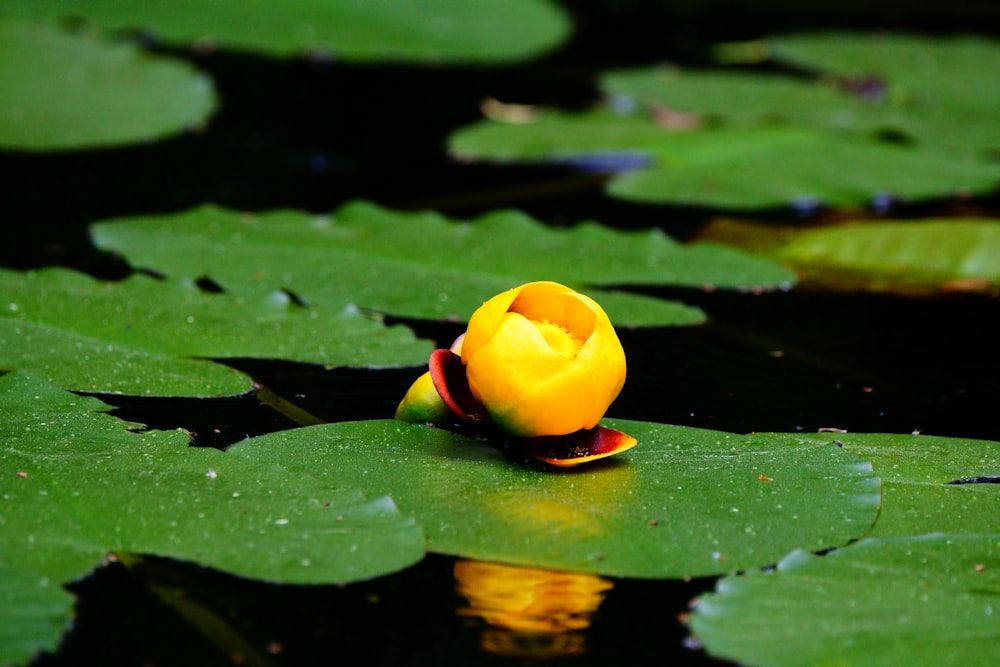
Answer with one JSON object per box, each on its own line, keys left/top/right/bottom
{"left": 428, "top": 349, "right": 489, "bottom": 424}
{"left": 524, "top": 426, "right": 637, "bottom": 468}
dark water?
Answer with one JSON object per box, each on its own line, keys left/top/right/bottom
{"left": 6, "top": 3, "right": 999, "bottom": 665}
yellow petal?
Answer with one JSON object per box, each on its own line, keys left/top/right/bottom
{"left": 465, "top": 307, "right": 625, "bottom": 437}
{"left": 461, "top": 284, "right": 522, "bottom": 365}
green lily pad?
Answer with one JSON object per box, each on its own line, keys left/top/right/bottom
{"left": 0, "top": 17, "right": 216, "bottom": 151}
{"left": 232, "top": 419, "right": 881, "bottom": 578}
{"left": 0, "top": 317, "right": 251, "bottom": 396}
{"left": 0, "top": 267, "right": 431, "bottom": 395}
{"left": 794, "top": 432, "right": 1000, "bottom": 537}
{"left": 0, "top": 372, "right": 425, "bottom": 665}
{"left": 0, "top": 559, "right": 75, "bottom": 667}
{"left": 771, "top": 32, "right": 1000, "bottom": 154}
{"left": 90, "top": 201, "right": 796, "bottom": 329}
{"left": 602, "top": 66, "right": 873, "bottom": 131}
{"left": 1, "top": 0, "right": 570, "bottom": 62}
{"left": 602, "top": 33, "right": 1000, "bottom": 157}
{"left": 773, "top": 219, "right": 1000, "bottom": 292}
{"left": 449, "top": 111, "right": 1000, "bottom": 210}
{"left": 691, "top": 534, "right": 1000, "bottom": 667}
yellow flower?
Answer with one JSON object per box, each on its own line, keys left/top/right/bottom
{"left": 395, "top": 282, "right": 635, "bottom": 466}
{"left": 461, "top": 281, "right": 626, "bottom": 438}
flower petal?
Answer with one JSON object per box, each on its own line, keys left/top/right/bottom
{"left": 465, "top": 308, "right": 625, "bottom": 437}
{"left": 524, "top": 426, "right": 637, "bottom": 468}
{"left": 461, "top": 285, "right": 522, "bottom": 364}
{"left": 429, "top": 348, "right": 490, "bottom": 424}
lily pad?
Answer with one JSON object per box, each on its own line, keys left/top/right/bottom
{"left": 1, "top": 0, "right": 570, "bottom": 62}
{"left": 0, "top": 267, "right": 431, "bottom": 395}
{"left": 232, "top": 419, "right": 881, "bottom": 578}
{"left": 0, "top": 17, "right": 216, "bottom": 151}
{"left": 773, "top": 219, "right": 1000, "bottom": 292}
{"left": 691, "top": 534, "right": 1000, "bottom": 667}
{"left": 91, "top": 201, "right": 795, "bottom": 328}
{"left": 602, "top": 33, "right": 1000, "bottom": 157}
{"left": 795, "top": 432, "right": 1000, "bottom": 537}
{"left": 602, "top": 66, "right": 876, "bottom": 132}
{"left": 771, "top": 32, "right": 1000, "bottom": 154}
{"left": 0, "top": 372, "right": 425, "bottom": 665}
{"left": 449, "top": 111, "right": 1000, "bottom": 210}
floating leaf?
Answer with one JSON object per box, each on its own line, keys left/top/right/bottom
{"left": 771, "top": 32, "right": 1000, "bottom": 154}
{"left": 795, "top": 432, "right": 1000, "bottom": 537}
{"left": 603, "top": 33, "right": 1000, "bottom": 157}
{"left": 449, "top": 111, "right": 1000, "bottom": 210}
{"left": 0, "top": 267, "right": 431, "bottom": 395}
{"left": 773, "top": 219, "right": 1000, "bottom": 292}
{"left": 451, "top": 34, "right": 1000, "bottom": 210}
{"left": 90, "top": 201, "right": 796, "bottom": 329}
{"left": 2, "top": 0, "right": 570, "bottom": 62}
{"left": 602, "top": 66, "right": 870, "bottom": 131}
{"left": 691, "top": 534, "right": 1000, "bottom": 667}
{"left": 0, "top": 559, "right": 74, "bottom": 667}
{"left": 232, "top": 419, "right": 881, "bottom": 578}
{"left": 0, "top": 17, "right": 216, "bottom": 151}
{"left": 0, "top": 372, "right": 425, "bottom": 665}
{"left": 0, "top": 316, "right": 251, "bottom": 396}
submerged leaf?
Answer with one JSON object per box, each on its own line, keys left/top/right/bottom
{"left": 773, "top": 219, "right": 1000, "bottom": 292}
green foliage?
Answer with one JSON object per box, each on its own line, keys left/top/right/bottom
{"left": 90, "top": 202, "right": 794, "bottom": 327}
{"left": 235, "top": 418, "right": 881, "bottom": 578}
{"left": 0, "top": 372, "right": 425, "bottom": 665}
{"left": 449, "top": 34, "right": 1000, "bottom": 209}
{"left": 691, "top": 534, "right": 1000, "bottom": 667}
{"left": 690, "top": 431, "right": 1000, "bottom": 666}
{"left": 2, "top": 2, "right": 998, "bottom": 663}
{"left": 0, "top": 17, "right": 216, "bottom": 151}
{"left": 795, "top": 431, "right": 1000, "bottom": 537}
{"left": 773, "top": 219, "right": 1000, "bottom": 291}
{"left": 0, "top": 267, "right": 431, "bottom": 395}
{"left": 771, "top": 32, "right": 1000, "bottom": 154}
{"left": 1, "top": 0, "right": 570, "bottom": 62}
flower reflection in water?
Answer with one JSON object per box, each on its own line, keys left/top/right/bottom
{"left": 454, "top": 560, "right": 614, "bottom": 658}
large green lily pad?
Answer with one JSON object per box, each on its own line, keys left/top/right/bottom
{"left": 795, "top": 432, "right": 1000, "bottom": 537}
{"left": 602, "top": 33, "right": 1000, "bottom": 156}
{"left": 233, "top": 418, "right": 881, "bottom": 579}
{"left": 450, "top": 34, "right": 1000, "bottom": 210}
{"left": 449, "top": 111, "right": 1000, "bottom": 210}
{"left": 771, "top": 32, "right": 1000, "bottom": 154}
{"left": 0, "top": 372, "right": 425, "bottom": 666}
{"left": 1, "top": 0, "right": 570, "bottom": 62}
{"left": 773, "top": 219, "right": 1000, "bottom": 291}
{"left": 0, "top": 267, "right": 431, "bottom": 395}
{"left": 90, "top": 201, "right": 794, "bottom": 328}
{"left": 691, "top": 534, "right": 1000, "bottom": 667}
{"left": 0, "top": 17, "right": 216, "bottom": 151}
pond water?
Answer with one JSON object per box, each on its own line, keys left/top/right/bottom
{"left": 5, "top": 4, "right": 999, "bottom": 666}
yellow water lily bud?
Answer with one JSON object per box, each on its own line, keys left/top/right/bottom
{"left": 461, "top": 281, "right": 626, "bottom": 438}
